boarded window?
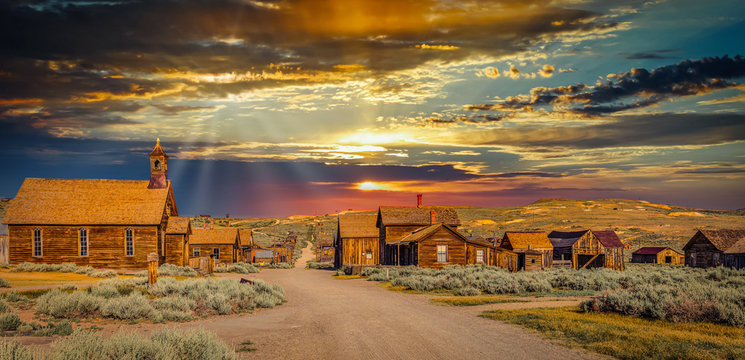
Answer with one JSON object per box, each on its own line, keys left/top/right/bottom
{"left": 366, "top": 251, "right": 373, "bottom": 259}
{"left": 125, "top": 228, "right": 134, "bottom": 256}
{"left": 79, "top": 228, "right": 88, "bottom": 256}
{"left": 33, "top": 228, "right": 42, "bottom": 257}
{"left": 476, "top": 249, "right": 484, "bottom": 263}
{"left": 193, "top": 248, "right": 200, "bottom": 257}
{"left": 437, "top": 244, "right": 447, "bottom": 263}
{"left": 213, "top": 248, "right": 220, "bottom": 259}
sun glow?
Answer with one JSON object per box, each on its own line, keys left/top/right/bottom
{"left": 357, "top": 181, "right": 390, "bottom": 191}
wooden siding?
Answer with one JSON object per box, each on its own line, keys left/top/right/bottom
{"left": 164, "top": 234, "right": 187, "bottom": 266}
{"left": 417, "top": 227, "right": 467, "bottom": 268}
{"left": 466, "top": 243, "right": 491, "bottom": 265}
{"left": 381, "top": 225, "right": 423, "bottom": 265}
{"left": 0, "top": 236, "right": 7, "bottom": 264}
{"left": 725, "top": 254, "right": 745, "bottom": 269}
{"left": 188, "top": 244, "right": 237, "bottom": 264}
{"left": 685, "top": 233, "right": 722, "bottom": 268}
{"left": 340, "top": 237, "right": 379, "bottom": 266}
{"left": 494, "top": 248, "right": 518, "bottom": 272}
{"left": 553, "top": 232, "right": 624, "bottom": 270}
{"left": 522, "top": 252, "right": 543, "bottom": 271}
{"left": 631, "top": 249, "right": 684, "bottom": 265}
{"left": 8, "top": 225, "right": 158, "bottom": 269}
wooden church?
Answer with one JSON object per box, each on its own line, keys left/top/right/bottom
{"left": 2, "top": 140, "right": 188, "bottom": 269}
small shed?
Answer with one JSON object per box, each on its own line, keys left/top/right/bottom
{"left": 388, "top": 223, "right": 483, "bottom": 268}
{"left": 238, "top": 229, "right": 253, "bottom": 262}
{"left": 548, "top": 230, "right": 625, "bottom": 270}
{"left": 165, "top": 217, "right": 191, "bottom": 266}
{"left": 500, "top": 232, "right": 553, "bottom": 270}
{"left": 188, "top": 228, "right": 240, "bottom": 264}
{"left": 632, "top": 247, "right": 684, "bottom": 265}
{"left": 253, "top": 249, "right": 275, "bottom": 264}
{"left": 683, "top": 230, "right": 745, "bottom": 268}
{"left": 592, "top": 231, "right": 625, "bottom": 271}
{"left": 493, "top": 247, "right": 518, "bottom": 272}
{"left": 724, "top": 238, "right": 745, "bottom": 269}
{"left": 336, "top": 213, "right": 379, "bottom": 267}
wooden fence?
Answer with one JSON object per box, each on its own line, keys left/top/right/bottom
{"left": 0, "top": 236, "right": 8, "bottom": 264}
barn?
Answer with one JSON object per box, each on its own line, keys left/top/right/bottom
{"left": 377, "top": 196, "right": 461, "bottom": 265}
{"left": 188, "top": 228, "right": 240, "bottom": 265}
{"left": 684, "top": 230, "right": 745, "bottom": 268}
{"left": 1, "top": 140, "right": 184, "bottom": 269}
{"left": 631, "top": 247, "right": 684, "bottom": 265}
{"left": 386, "top": 223, "right": 489, "bottom": 268}
{"left": 499, "top": 232, "right": 553, "bottom": 271}
{"left": 548, "top": 230, "right": 625, "bottom": 270}
{"left": 335, "top": 213, "right": 379, "bottom": 268}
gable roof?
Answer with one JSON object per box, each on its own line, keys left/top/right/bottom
{"left": 189, "top": 228, "right": 239, "bottom": 245}
{"left": 377, "top": 206, "right": 460, "bottom": 227}
{"left": 548, "top": 230, "right": 589, "bottom": 248}
{"left": 2, "top": 178, "right": 174, "bottom": 225}
{"left": 501, "top": 231, "right": 552, "bottom": 250}
{"left": 166, "top": 217, "right": 191, "bottom": 234}
{"left": 687, "top": 230, "right": 745, "bottom": 251}
{"left": 390, "top": 223, "right": 472, "bottom": 245}
{"left": 592, "top": 230, "right": 624, "bottom": 248}
{"left": 338, "top": 214, "right": 378, "bottom": 238}
{"left": 466, "top": 235, "right": 494, "bottom": 247}
{"left": 632, "top": 247, "right": 671, "bottom": 255}
{"left": 238, "top": 229, "right": 253, "bottom": 247}
{"left": 724, "top": 238, "right": 745, "bottom": 254}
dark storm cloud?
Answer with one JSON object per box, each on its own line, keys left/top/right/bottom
{"left": 467, "top": 55, "right": 745, "bottom": 117}
{"left": 466, "top": 113, "right": 745, "bottom": 149}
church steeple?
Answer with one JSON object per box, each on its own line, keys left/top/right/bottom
{"left": 148, "top": 138, "right": 168, "bottom": 189}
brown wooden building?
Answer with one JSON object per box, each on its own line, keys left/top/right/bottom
{"left": 631, "top": 247, "right": 684, "bottom": 265}
{"left": 387, "top": 223, "right": 490, "bottom": 268}
{"left": 165, "top": 217, "right": 191, "bottom": 266}
{"left": 2, "top": 140, "right": 184, "bottom": 269}
{"left": 494, "top": 247, "right": 518, "bottom": 272}
{"left": 377, "top": 198, "right": 461, "bottom": 265}
{"left": 238, "top": 229, "right": 253, "bottom": 262}
{"left": 684, "top": 230, "right": 745, "bottom": 268}
{"left": 335, "top": 213, "right": 379, "bottom": 268}
{"left": 499, "top": 232, "right": 553, "bottom": 271}
{"left": 548, "top": 230, "right": 625, "bottom": 270}
{"left": 188, "top": 228, "right": 240, "bottom": 265}
{"left": 724, "top": 238, "right": 745, "bottom": 270}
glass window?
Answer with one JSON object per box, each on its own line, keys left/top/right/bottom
{"left": 213, "top": 248, "right": 220, "bottom": 259}
{"left": 366, "top": 251, "right": 373, "bottom": 259}
{"left": 79, "top": 228, "right": 88, "bottom": 256}
{"left": 437, "top": 245, "right": 447, "bottom": 263}
{"left": 193, "top": 248, "right": 200, "bottom": 257}
{"left": 476, "top": 249, "right": 484, "bottom": 263}
{"left": 125, "top": 228, "right": 134, "bottom": 256}
{"left": 33, "top": 228, "right": 42, "bottom": 257}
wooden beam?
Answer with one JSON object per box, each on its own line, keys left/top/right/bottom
{"left": 580, "top": 254, "right": 600, "bottom": 269}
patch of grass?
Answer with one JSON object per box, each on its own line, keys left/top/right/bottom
{"left": 0, "top": 270, "right": 102, "bottom": 287}
{"left": 238, "top": 340, "right": 257, "bottom": 352}
{"left": 431, "top": 296, "right": 527, "bottom": 306}
{"left": 379, "top": 282, "right": 455, "bottom": 295}
{"left": 333, "top": 275, "right": 363, "bottom": 280}
{"left": 481, "top": 307, "right": 745, "bottom": 360}
{"left": 17, "top": 289, "right": 51, "bottom": 299}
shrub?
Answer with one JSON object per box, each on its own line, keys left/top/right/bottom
{"left": 153, "top": 296, "right": 196, "bottom": 312}
{"left": 3, "top": 292, "right": 23, "bottom": 303}
{"left": 36, "top": 290, "right": 103, "bottom": 318}
{"left": 263, "top": 263, "right": 293, "bottom": 269}
{"left": 100, "top": 293, "right": 155, "bottom": 320}
{"left": 0, "top": 313, "right": 21, "bottom": 331}
{"left": 0, "top": 277, "right": 10, "bottom": 288}
{"left": 135, "top": 263, "right": 198, "bottom": 277}
{"left": 161, "top": 310, "right": 192, "bottom": 322}
{"left": 88, "top": 270, "right": 117, "bottom": 278}
{"left": 306, "top": 261, "right": 333, "bottom": 269}
{"left": 89, "top": 285, "right": 120, "bottom": 299}
{"left": 0, "top": 338, "right": 33, "bottom": 360}
{"left": 0, "top": 299, "right": 10, "bottom": 313}
{"left": 457, "top": 286, "right": 481, "bottom": 296}
{"left": 60, "top": 284, "right": 77, "bottom": 291}
{"left": 214, "top": 262, "right": 260, "bottom": 274}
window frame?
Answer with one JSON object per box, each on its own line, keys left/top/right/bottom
{"left": 32, "top": 228, "right": 42, "bottom": 257}
{"left": 365, "top": 251, "right": 373, "bottom": 260}
{"left": 125, "top": 228, "right": 134, "bottom": 257}
{"left": 476, "top": 249, "right": 484, "bottom": 263}
{"left": 193, "top": 248, "right": 200, "bottom": 257}
{"left": 213, "top": 248, "right": 220, "bottom": 260}
{"left": 436, "top": 244, "right": 447, "bottom": 263}
{"left": 79, "top": 228, "right": 88, "bottom": 257}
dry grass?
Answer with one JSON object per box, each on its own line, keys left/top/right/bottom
{"left": 378, "top": 282, "right": 454, "bottom": 295}
{"left": 0, "top": 270, "right": 100, "bottom": 287}
{"left": 333, "top": 275, "right": 363, "bottom": 280}
{"left": 481, "top": 307, "right": 745, "bottom": 360}
{"left": 430, "top": 295, "right": 527, "bottom": 306}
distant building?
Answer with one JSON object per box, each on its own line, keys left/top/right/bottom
{"left": 548, "top": 230, "right": 625, "bottom": 270}
{"left": 684, "top": 230, "right": 745, "bottom": 268}
{"left": 387, "top": 222, "right": 492, "bottom": 268}
{"left": 499, "top": 232, "right": 553, "bottom": 271}
{"left": 188, "top": 228, "right": 240, "bottom": 265}
{"left": 631, "top": 247, "right": 684, "bottom": 265}
{"left": 335, "top": 213, "right": 379, "bottom": 268}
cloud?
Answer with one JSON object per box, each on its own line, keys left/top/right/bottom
{"left": 476, "top": 67, "right": 500, "bottom": 78}
{"left": 539, "top": 64, "right": 555, "bottom": 78}
{"left": 467, "top": 55, "right": 745, "bottom": 117}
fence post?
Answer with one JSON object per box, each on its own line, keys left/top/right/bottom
{"left": 147, "top": 252, "right": 159, "bottom": 285}
{"left": 386, "top": 268, "right": 389, "bottom": 280}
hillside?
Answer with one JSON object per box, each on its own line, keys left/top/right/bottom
{"left": 219, "top": 198, "right": 743, "bottom": 261}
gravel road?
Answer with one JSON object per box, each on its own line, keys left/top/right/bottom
{"left": 189, "top": 247, "right": 599, "bottom": 360}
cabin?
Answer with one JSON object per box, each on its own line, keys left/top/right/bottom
{"left": 494, "top": 247, "right": 518, "bottom": 272}
{"left": 631, "top": 247, "right": 684, "bottom": 265}
{"left": 335, "top": 213, "right": 379, "bottom": 268}
{"left": 724, "top": 238, "right": 745, "bottom": 269}
{"left": 238, "top": 229, "right": 253, "bottom": 262}
{"left": 317, "top": 241, "right": 335, "bottom": 262}
{"left": 500, "top": 232, "right": 553, "bottom": 271}
{"left": 465, "top": 236, "right": 495, "bottom": 266}
{"left": 252, "top": 249, "right": 274, "bottom": 264}
{"left": 684, "top": 230, "right": 745, "bottom": 268}
{"left": 386, "top": 223, "right": 490, "bottom": 268}
{"left": 548, "top": 230, "right": 625, "bottom": 270}
{"left": 270, "top": 243, "right": 293, "bottom": 263}
{"left": 377, "top": 195, "right": 461, "bottom": 265}
{"left": 165, "top": 217, "right": 191, "bottom": 266}
{"left": 1, "top": 140, "right": 184, "bottom": 269}
{"left": 188, "top": 228, "right": 240, "bottom": 265}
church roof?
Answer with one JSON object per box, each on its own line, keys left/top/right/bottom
{"left": 149, "top": 138, "right": 168, "bottom": 158}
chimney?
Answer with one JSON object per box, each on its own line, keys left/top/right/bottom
{"left": 417, "top": 194, "right": 422, "bottom": 208}
{"left": 430, "top": 210, "right": 436, "bottom": 225}
{"left": 210, "top": 218, "right": 214, "bottom": 229}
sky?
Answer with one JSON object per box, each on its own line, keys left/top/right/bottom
{"left": 1, "top": 0, "right": 744, "bottom": 217}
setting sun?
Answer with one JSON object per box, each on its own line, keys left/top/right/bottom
{"left": 357, "top": 181, "right": 389, "bottom": 191}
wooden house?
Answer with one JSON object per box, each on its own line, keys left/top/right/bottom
{"left": 188, "top": 228, "right": 240, "bottom": 264}
{"left": 317, "top": 240, "right": 335, "bottom": 262}
{"left": 494, "top": 247, "right": 518, "bottom": 272}
{"left": 465, "top": 236, "right": 495, "bottom": 266}
{"left": 165, "top": 217, "right": 191, "bottom": 266}
{"left": 270, "top": 243, "right": 293, "bottom": 263}
{"left": 387, "top": 223, "right": 490, "bottom": 268}
{"left": 1, "top": 140, "right": 185, "bottom": 269}
{"left": 376, "top": 196, "right": 461, "bottom": 265}
{"left": 684, "top": 230, "right": 745, "bottom": 268}
{"left": 252, "top": 249, "right": 275, "bottom": 264}
{"left": 500, "top": 232, "right": 553, "bottom": 271}
{"left": 631, "top": 247, "right": 684, "bottom": 264}
{"left": 548, "top": 230, "right": 625, "bottom": 270}
{"left": 335, "top": 213, "right": 379, "bottom": 268}
{"left": 724, "top": 238, "right": 745, "bottom": 269}
{"left": 238, "top": 229, "right": 253, "bottom": 263}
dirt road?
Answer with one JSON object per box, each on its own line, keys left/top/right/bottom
{"left": 187, "top": 247, "right": 598, "bottom": 360}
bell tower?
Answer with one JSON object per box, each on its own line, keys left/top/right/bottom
{"left": 148, "top": 138, "right": 169, "bottom": 189}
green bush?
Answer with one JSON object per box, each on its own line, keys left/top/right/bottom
{"left": 12, "top": 262, "right": 115, "bottom": 278}
{"left": 306, "top": 261, "right": 333, "bottom": 269}
{"left": 0, "top": 277, "right": 10, "bottom": 288}
{"left": 153, "top": 296, "right": 196, "bottom": 312}
{"left": 0, "top": 338, "right": 33, "bottom": 360}
{"left": 262, "top": 263, "right": 293, "bottom": 269}
{"left": 160, "top": 310, "right": 192, "bottom": 322}
{"left": 135, "top": 263, "right": 198, "bottom": 277}
{"left": 35, "top": 290, "right": 103, "bottom": 318}
{"left": 214, "top": 262, "right": 260, "bottom": 274}
{"left": 100, "top": 293, "right": 155, "bottom": 320}
{"left": 0, "top": 299, "right": 10, "bottom": 313}
{"left": 88, "top": 270, "right": 117, "bottom": 278}
{"left": 60, "top": 284, "right": 77, "bottom": 291}
{"left": 0, "top": 313, "right": 22, "bottom": 331}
